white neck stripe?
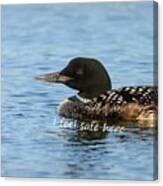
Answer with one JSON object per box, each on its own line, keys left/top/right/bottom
{"left": 76, "top": 94, "right": 91, "bottom": 103}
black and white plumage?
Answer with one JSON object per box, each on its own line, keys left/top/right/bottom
{"left": 59, "top": 86, "right": 157, "bottom": 124}
{"left": 36, "top": 57, "right": 157, "bottom": 127}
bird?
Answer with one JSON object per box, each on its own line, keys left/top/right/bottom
{"left": 36, "top": 57, "right": 157, "bottom": 128}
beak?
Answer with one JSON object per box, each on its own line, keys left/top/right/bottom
{"left": 35, "top": 72, "right": 73, "bottom": 83}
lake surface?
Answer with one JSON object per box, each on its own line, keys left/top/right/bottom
{"left": 1, "top": 2, "right": 157, "bottom": 180}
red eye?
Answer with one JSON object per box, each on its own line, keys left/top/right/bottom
{"left": 76, "top": 68, "right": 84, "bottom": 75}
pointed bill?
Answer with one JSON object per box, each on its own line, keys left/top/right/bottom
{"left": 35, "top": 72, "right": 73, "bottom": 83}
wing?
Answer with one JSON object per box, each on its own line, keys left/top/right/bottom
{"left": 59, "top": 86, "right": 157, "bottom": 125}
{"left": 80, "top": 86, "right": 158, "bottom": 121}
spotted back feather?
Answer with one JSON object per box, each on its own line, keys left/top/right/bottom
{"left": 90, "top": 86, "right": 157, "bottom": 107}
{"left": 76, "top": 86, "right": 157, "bottom": 120}
{"left": 59, "top": 86, "right": 157, "bottom": 124}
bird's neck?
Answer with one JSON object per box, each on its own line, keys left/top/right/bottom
{"left": 78, "top": 87, "right": 111, "bottom": 100}
{"left": 78, "top": 79, "right": 112, "bottom": 100}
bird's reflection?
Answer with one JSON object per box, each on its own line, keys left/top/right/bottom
{"left": 54, "top": 115, "right": 156, "bottom": 142}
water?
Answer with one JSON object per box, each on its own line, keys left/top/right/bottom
{"left": 1, "top": 2, "right": 157, "bottom": 180}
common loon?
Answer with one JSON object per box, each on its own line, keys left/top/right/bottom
{"left": 36, "top": 57, "right": 157, "bottom": 127}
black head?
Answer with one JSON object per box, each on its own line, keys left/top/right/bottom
{"left": 36, "top": 57, "right": 112, "bottom": 99}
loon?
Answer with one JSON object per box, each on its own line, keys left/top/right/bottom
{"left": 36, "top": 57, "right": 157, "bottom": 127}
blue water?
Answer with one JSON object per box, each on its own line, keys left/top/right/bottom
{"left": 1, "top": 2, "right": 156, "bottom": 180}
